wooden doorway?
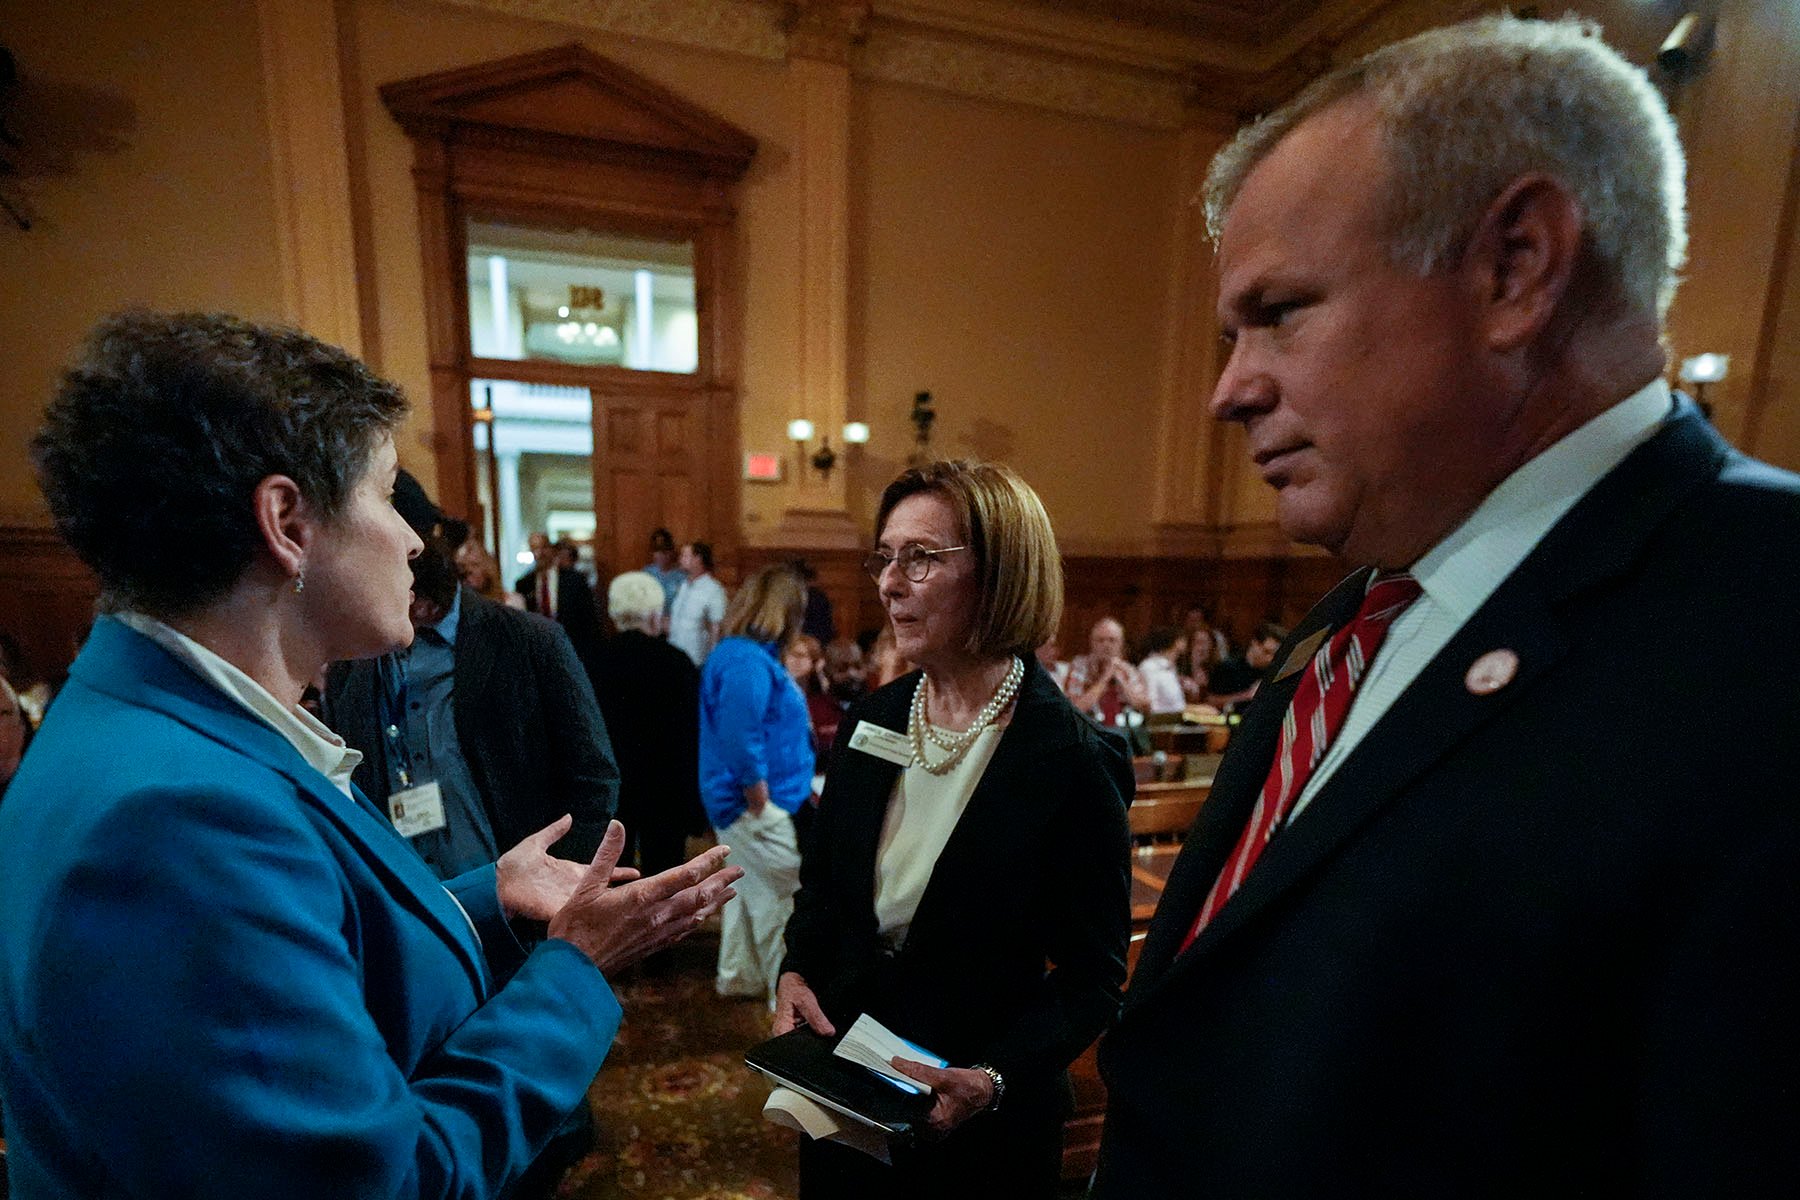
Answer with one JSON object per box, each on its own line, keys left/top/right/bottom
{"left": 383, "top": 44, "right": 756, "bottom": 572}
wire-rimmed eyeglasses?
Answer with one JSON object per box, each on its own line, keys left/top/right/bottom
{"left": 863, "top": 544, "right": 967, "bottom": 583}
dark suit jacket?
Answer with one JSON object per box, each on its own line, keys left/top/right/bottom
{"left": 1095, "top": 404, "right": 1800, "bottom": 1198}
{"left": 516, "top": 565, "right": 602, "bottom": 666}
{"left": 587, "top": 628, "right": 705, "bottom": 868}
{"left": 325, "top": 587, "right": 619, "bottom": 863}
{"left": 783, "top": 659, "right": 1132, "bottom": 1135}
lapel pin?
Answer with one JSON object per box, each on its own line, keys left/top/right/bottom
{"left": 1465, "top": 648, "right": 1519, "bottom": 695}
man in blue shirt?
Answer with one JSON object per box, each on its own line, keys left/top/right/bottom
{"left": 326, "top": 488, "right": 619, "bottom": 879}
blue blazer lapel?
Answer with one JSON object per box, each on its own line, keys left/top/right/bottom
{"left": 76, "top": 619, "right": 492, "bottom": 997}
{"left": 1135, "top": 404, "right": 1729, "bottom": 1000}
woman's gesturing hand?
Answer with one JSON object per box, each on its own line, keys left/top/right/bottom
{"left": 888, "top": 1059, "right": 995, "bottom": 1136}
{"left": 496, "top": 814, "right": 639, "bottom": 921}
{"left": 547, "top": 821, "right": 743, "bottom": 975}
{"left": 772, "top": 971, "right": 835, "bottom": 1037}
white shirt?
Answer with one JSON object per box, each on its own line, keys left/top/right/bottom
{"left": 669, "top": 573, "right": 728, "bottom": 666}
{"left": 873, "top": 722, "right": 1004, "bottom": 948}
{"left": 1287, "top": 379, "right": 1675, "bottom": 824}
{"left": 115, "top": 612, "right": 363, "bottom": 799}
{"left": 1138, "top": 654, "right": 1187, "bottom": 715}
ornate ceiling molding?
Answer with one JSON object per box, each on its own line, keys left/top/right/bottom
{"left": 424, "top": 0, "right": 1412, "bottom": 130}
{"left": 430, "top": 0, "right": 790, "bottom": 61}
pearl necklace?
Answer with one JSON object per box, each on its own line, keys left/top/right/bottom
{"left": 908, "top": 655, "right": 1024, "bottom": 776}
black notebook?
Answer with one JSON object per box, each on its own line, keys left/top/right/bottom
{"left": 744, "top": 1027, "right": 933, "bottom": 1140}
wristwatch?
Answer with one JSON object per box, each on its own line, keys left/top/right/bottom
{"left": 973, "top": 1062, "right": 1006, "bottom": 1113}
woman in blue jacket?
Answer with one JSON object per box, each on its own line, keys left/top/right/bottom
{"left": 700, "top": 563, "right": 816, "bottom": 1006}
{"left": 0, "top": 312, "right": 739, "bottom": 1200}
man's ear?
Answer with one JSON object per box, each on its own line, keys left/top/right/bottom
{"left": 1464, "top": 173, "right": 1583, "bottom": 353}
{"left": 251, "top": 474, "right": 311, "bottom": 580}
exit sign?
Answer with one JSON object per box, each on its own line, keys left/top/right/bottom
{"left": 743, "top": 451, "right": 783, "bottom": 482}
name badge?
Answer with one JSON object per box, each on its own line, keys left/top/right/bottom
{"left": 848, "top": 721, "right": 913, "bottom": 767}
{"left": 389, "top": 781, "right": 447, "bottom": 838}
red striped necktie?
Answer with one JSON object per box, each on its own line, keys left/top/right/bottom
{"left": 1181, "top": 572, "right": 1423, "bottom": 951}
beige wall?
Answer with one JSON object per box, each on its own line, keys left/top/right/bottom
{"left": 840, "top": 80, "right": 1179, "bottom": 553}
{"left": 3, "top": 0, "right": 1796, "bottom": 559}
{"left": 0, "top": 0, "right": 283, "bottom": 524}
{"left": 346, "top": 0, "right": 799, "bottom": 518}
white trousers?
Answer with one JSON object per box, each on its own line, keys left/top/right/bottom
{"left": 713, "top": 804, "right": 801, "bottom": 1005}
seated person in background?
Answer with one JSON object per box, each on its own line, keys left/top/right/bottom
{"left": 783, "top": 634, "right": 832, "bottom": 756}
{"left": 590, "top": 572, "right": 705, "bottom": 879}
{"left": 0, "top": 675, "right": 29, "bottom": 797}
{"left": 1136, "top": 627, "right": 1189, "bottom": 715}
{"left": 1205, "top": 621, "right": 1288, "bottom": 709}
{"left": 811, "top": 639, "right": 866, "bottom": 768}
{"left": 1177, "top": 603, "right": 1225, "bottom": 699}
{"left": 327, "top": 520, "right": 620, "bottom": 881}
{"left": 1065, "top": 616, "right": 1150, "bottom": 723}
{"left": 866, "top": 622, "right": 908, "bottom": 689}
{"left": 1035, "top": 632, "right": 1071, "bottom": 689}
{"left": 455, "top": 535, "right": 526, "bottom": 610}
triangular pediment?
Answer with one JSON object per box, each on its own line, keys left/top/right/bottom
{"left": 381, "top": 43, "right": 756, "bottom": 177}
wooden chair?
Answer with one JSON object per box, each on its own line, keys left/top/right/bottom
{"left": 1129, "top": 780, "right": 1209, "bottom": 843}
{"left": 1131, "top": 753, "right": 1184, "bottom": 785}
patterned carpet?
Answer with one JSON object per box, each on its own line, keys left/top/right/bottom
{"left": 557, "top": 931, "right": 802, "bottom": 1200}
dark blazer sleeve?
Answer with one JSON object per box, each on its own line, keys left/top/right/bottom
{"left": 525, "top": 618, "right": 619, "bottom": 862}
{"left": 779, "top": 711, "right": 861, "bottom": 987}
{"left": 981, "top": 727, "right": 1132, "bottom": 1089}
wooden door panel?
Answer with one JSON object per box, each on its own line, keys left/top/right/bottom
{"left": 594, "top": 392, "right": 710, "bottom": 580}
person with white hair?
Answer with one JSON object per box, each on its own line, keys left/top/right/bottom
{"left": 1096, "top": 15, "right": 1800, "bottom": 1196}
{"left": 588, "top": 571, "right": 705, "bottom": 878}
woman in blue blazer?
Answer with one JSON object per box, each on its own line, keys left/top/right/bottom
{"left": 0, "top": 312, "right": 739, "bottom": 1199}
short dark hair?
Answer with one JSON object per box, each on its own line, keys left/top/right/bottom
{"left": 32, "top": 311, "right": 408, "bottom": 617}
{"left": 1141, "top": 626, "right": 1181, "bottom": 657}
{"left": 687, "top": 541, "right": 714, "bottom": 572}
{"left": 649, "top": 527, "right": 675, "bottom": 552}
{"left": 1253, "top": 621, "right": 1290, "bottom": 646}
{"left": 411, "top": 535, "right": 460, "bottom": 612}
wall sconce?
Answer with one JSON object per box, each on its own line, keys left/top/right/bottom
{"left": 1678, "top": 352, "right": 1729, "bottom": 418}
{"left": 908, "top": 391, "right": 936, "bottom": 465}
{"left": 788, "top": 419, "right": 871, "bottom": 480}
{"left": 1657, "top": 14, "right": 1714, "bottom": 75}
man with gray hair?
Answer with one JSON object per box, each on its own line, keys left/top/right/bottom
{"left": 589, "top": 571, "right": 704, "bottom": 878}
{"left": 1096, "top": 16, "right": 1800, "bottom": 1196}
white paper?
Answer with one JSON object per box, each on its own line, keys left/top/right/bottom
{"left": 831, "top": 1013, "right": 948, "bottom": 1095}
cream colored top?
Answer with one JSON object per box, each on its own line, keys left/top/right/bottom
{"left": 873, "top": 721, "right": 1004, "bottom": 948}
{"left": 115, "top": 612, "right": 363, "bottom": 800}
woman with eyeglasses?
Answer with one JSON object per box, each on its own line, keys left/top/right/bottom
{"left": 774, "top": 460, "right": 1132, "bottom": 1198}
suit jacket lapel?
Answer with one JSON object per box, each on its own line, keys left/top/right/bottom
{"left": 830, "top": 676, "right": 912, "bottom": 923}
{"left": 1132, "top": 404, "right": 1728, "bottom": 1004}
{"left": 77, "top": 619, "right": 492, "bottom": 997}
{"left": 1128, "top": 573, "right": 1371, "bottom": 994}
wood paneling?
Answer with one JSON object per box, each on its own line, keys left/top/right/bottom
{"left": 0, "top": 526, "right": 99, "bottom": 687}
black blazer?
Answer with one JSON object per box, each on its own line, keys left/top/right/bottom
{"left": 515, "top": 566, "right": 602, "bottom": 666}
{"left": 1095, "top": 404, "right": 1800, "bottom": 1197}
{"left": 325, "top": 587, "right": 619, "bottom": 864}
{"left": 782, "top": 658, "right": 1132, "bottom": 1121}
{"left": 587, "top": 629, "right": 705, "bottom": 847}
